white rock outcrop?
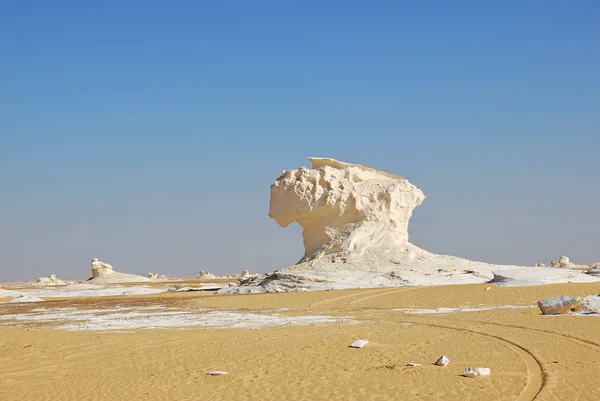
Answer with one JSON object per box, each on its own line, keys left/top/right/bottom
{"left": 89, "top": 258, "right": 150, "bottom": 283}
{"left": 537, "top": 296, "right": 583, "bottom": 315}
{"left": 218, "top": 158, "right": 600, "bottom": 294}
{"left": 198, "top": 271, "right": 217, "bottom": 280}
{"left": 34, "top": 274, "right": 66, "bottom": 286}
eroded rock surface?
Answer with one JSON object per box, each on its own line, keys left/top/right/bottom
{"left": 220, "top": 158, "right": 536, "bottom": 294}
{"left": 89, "top": 258, "right": 150, "bottom": 283}
{"left": 218, "top": 158, "right": 600, "bottom": 294}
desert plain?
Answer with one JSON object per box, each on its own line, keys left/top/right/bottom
{"left": 2, "top": 280, "right": 599, "bottom": 401}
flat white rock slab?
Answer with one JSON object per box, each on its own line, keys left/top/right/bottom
{"left": 206, "top": 371, "right": 227, "bottom": 375}
{"left": 349, "top": 339, "right": 369, "bottom": 348}
{"left": 492, "top": 267, "right": 600, "bottom": 287}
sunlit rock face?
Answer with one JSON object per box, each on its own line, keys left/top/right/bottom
{"left": 269, "top": 157, "right": 425, "bottom": 262}
{"left": 218, "top": 157, "right": 600, "bottom": 294}
{"left": 89, "top": 258, "right": 150, "bottom": 283}
{"left": 91, "top": 258, "right": 114, "bottom": 279}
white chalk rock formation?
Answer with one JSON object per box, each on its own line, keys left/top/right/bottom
{"left": 148, "top": 273, "right": 158, "bottom": 279}
{"left": 198, "top": 271, "right": 217, "bottom": 280}
{"left": 32, "top": 274, "right": 66, "bottom": 286}
{"left": 535, "top": 263, "right": 546, "bottom": 267}
{"left": 218, "top": 158, "right": 600, "bottom": 294}
{"left": 435, "top": 355, "right": 450, "bottom": 366}
{"left": 89, "top": 258, "right": 150, "bottom": 283}
{"left": 537, "top": 296, "right": 583, "bottom": 315}
{"left": 220, "top": 158, "right": 584, "bottom": 294}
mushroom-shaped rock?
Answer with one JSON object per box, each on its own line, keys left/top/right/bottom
{"left": 218, "top": 157, "right": 546, "bottom": 294}
{"left": 269, "top": 158, "right": 424, "bottom": 262}
{"left": 537, "top": 296, "right": 583, "bottom": 315}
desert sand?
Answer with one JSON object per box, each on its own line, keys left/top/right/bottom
{"left": 1, "top": 280, "right": 600, "bottom": 401}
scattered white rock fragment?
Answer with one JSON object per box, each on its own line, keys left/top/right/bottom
{"left": 463, "top": 367, "right": 490, "bottom": 377}
{"left": 349, "top": 339, "right": 369, "bottom": 348}
{"left": 537, "top": 296, "right": 582, "bottom": 315}
{"left": 406, "top": 363, "right": 421, "bottom": 367}
{"left": 485, "top": 286, "right": 491, "bottom": 291}
{"left": 206, "top": 371, "right": 227, "bottom": 375}
{"left": 434, "top": 355, "right": 450, "bottom": 366}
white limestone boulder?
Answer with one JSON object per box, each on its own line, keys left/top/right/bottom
{"left": 435, "top": 355, "right": 450, "bottom": 366}
{"left": 537, "top": 296, "right": 583, "bottom": 315}
{"left": 582, "top": 295, "right": 600, "bottom": 314}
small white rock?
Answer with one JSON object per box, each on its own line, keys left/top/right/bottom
{"left": 406, "top": 363, "right": 421, "bottom": 367}
{"left": 485, "top": 286, "right": 491, "bottom": 291}
{"left": 206, "top": 371, "right": 227, "bottom": 375}
{"left": 463, "top": 367, "right": 491, "bottom": 377}
{"left": 434, "top": 355, "right": 450, "bottom": 366}
{"left": 349, "top": 339, "right": 369, "bottom": 348}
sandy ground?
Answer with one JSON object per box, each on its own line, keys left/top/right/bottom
{"left": 1, "top": 282, "right": 600, "bottom": 400}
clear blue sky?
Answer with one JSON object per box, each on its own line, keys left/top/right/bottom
{"left": 1, "top": 1, "right": 599, "bottom": 281}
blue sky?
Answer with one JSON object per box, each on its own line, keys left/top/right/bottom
{"left": 1, "top": 1, "right": 599, "bottom": 281}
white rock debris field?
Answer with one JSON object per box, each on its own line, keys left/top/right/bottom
{"left": 219, "top": 157, "right": 600, "bottom": 294}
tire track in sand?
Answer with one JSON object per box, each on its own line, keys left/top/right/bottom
{"left": 310, "top": 287, "right": 412, "bottom": 309}
{"left": 437, "top": 316, "right": 600, "bottom": 353}
{"left": 387, "top": 318, "right": 545, "bottom": 401}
